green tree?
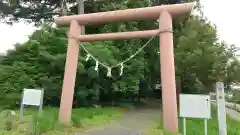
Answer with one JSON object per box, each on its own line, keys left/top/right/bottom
{"left": 174, "top": 15, "right": 235, "bottom": 93}
{"left": 0, "top": 0, "right": 238, "bottom": 109}
{"left": 0, "top": 55, "right": 4, "bottom": 63}
{"left": 225, "top": 57, "right": 240, "bottom": 89}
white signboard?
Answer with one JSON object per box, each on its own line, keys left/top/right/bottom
{"left": 20, "top": 88, "right": 44, "bottom": 120}
{"left": 22, "top": 89, "right": 43, "bottom": 106}
{"left": 180, "top": 94, "right": 211, "bottom": 119}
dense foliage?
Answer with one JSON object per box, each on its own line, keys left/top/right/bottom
{"left": 0, "top": 0, "right": 239, "bottom": 109}
{"left": 0, "top": 55, "right": 3, "bottom": 63}
{"left": 0, "top": 0, "right": 178, "bottom": 24}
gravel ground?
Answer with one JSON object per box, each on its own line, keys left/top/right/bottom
{"left": 76, "top": 108, "right": 161, "bottom": 135}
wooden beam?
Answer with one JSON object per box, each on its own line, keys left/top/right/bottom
{"left": 75, "top": 30, "right": 160, "bottom": 42}
{"left": 54, "top": 2, "right": 195, "bottom": 25}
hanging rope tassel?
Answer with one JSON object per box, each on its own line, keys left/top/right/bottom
{"left": 120, "top": 63, "right": 124, "bottom": 76}
{"left": 85, "top": 54, "right": 91, "bottom": 61}
{"left": 95, "top": 61, "right": 99, "bottom": 71}
{"left": 107, "top": 67, "right": 112, "bottom": 77}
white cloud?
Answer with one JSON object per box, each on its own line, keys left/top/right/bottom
{"left": 0, "top": 22, "right": 36, "bottom": 53}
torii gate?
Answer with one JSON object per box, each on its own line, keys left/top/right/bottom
{"left": 54, "top": 2, "right": 195, "bottom": 133}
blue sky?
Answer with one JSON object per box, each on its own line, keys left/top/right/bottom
{"left": 0, "top": 0, "right": 239, "bottom": 54}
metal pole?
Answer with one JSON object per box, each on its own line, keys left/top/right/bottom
{"left": 39, "top": 89, "right": 44, "bottom": 116}
{"left": 19, "top": 91, "right": 25, "bottom": 121}
{"left": 183, "top": 118, "right": 186, "bottom": 135}
{"left": 204, "top": 119, "right": 208, "bottom": 135}
{"left": 19, "top": 103, "right": 24, "bottom": 121}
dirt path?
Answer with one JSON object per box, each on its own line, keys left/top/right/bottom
{"left": 212, "top": 101, "right": 240, "bottom": 121}
{"left": 76, "top": 108, "right": 161, "bottom": 135}
{"left": 226, "top": 107, "right": 240, "bottom": 121}
{"left": 75, "top": 103, "right": 240, "bottom": 135}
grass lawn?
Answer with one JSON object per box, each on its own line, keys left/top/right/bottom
{"left": 0, "top": 107, "right": 123, "bottom": 135}
{"left": 149, "top": 106, "right": 240, "bottom": 135}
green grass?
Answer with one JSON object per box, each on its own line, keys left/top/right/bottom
{"left": 149, "top": 106, "right": 240, "bottom": 135}
{"left": 0, "top": 107, "right": 123, "bottom": 135}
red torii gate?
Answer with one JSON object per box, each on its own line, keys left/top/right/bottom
{"left": 54, "top": 2, "right": 195, "bottom": 133}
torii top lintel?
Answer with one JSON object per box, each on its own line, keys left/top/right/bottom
{"left": 54, "top": 2, "right": 195, "bottom": 25}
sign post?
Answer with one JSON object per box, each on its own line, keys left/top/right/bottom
{"left": 180, "top": 94, "right": 211, "bottom": 135}
{"left": 183, "top": 117, "right": 186, "bottom": 135}
{"left": 216, "top": 82, "right": 227, "bottom": 135}
{"left": 20, "top": 88, "right": 44, "bottom": 120}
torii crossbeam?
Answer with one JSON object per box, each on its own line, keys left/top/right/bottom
{"left": 54, "top": 2, "right": 195, "bottom": 133}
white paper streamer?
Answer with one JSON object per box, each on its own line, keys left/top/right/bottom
{"left": 120, "top": 63, "right": 124, "bottom": 76}
{"left": 95, "top": 61, "right": 99, "bottom": 71}
{"left": 85, "top": 54, "right": 90, "bottom": 61}
{"left": 107, "top": 67, "right": 112, "bottom": 77}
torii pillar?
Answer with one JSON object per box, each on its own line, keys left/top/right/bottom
{"left": 54, "top": 2, "right": 195, "bottom": 133}
{"left": 159, "top": 10, "right": 178, "bottom": 132}
{"left": 58, "top": 20, "right": 81, "bottom": 122}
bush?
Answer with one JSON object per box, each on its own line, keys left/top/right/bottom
{"left": 0, "top": 110, "right": 17, "bottom": 131}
